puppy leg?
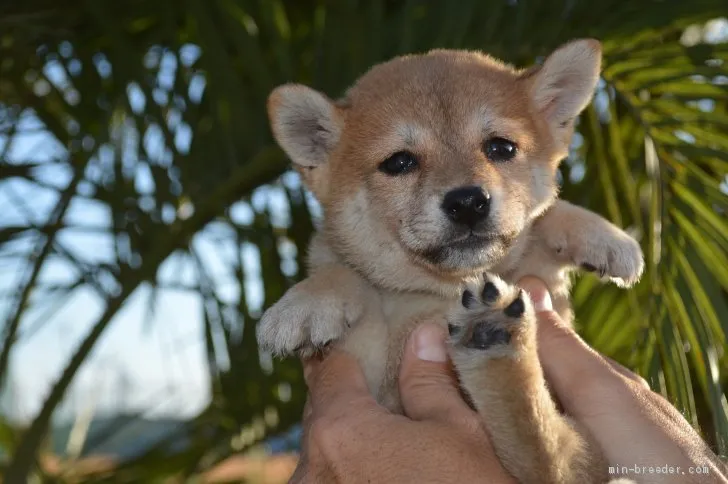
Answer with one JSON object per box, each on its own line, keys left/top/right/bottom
{"left": 448, "top": 274, "right": 609, "bottom": 484}
{"left": 257, "top": 264, "right": 372, "bottom": 357}
{"left": 534, "top": 200, "right": 644, "bottom": 288}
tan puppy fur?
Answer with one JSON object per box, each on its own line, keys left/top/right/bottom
{"left": 259, "top": 39, "right": 644, "bottom": 483}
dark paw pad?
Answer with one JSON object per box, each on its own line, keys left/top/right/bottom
{"left": 465, "top": 322, "right": 511, "bottom": 350}
{"left": 481, "top": 281, "right": 499, "bottom": 303}
{"left": 504, "top": 291, "right": 525, "bottom": 318}
{"left": 461, "top": 290, "right": 475, "bottom": 308}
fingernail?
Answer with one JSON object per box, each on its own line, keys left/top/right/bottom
{"left": 413, "top": 324, "right": 448, "bottom": 362}
{"left": 532, "top": 289, "right": 553, "bottom": 312}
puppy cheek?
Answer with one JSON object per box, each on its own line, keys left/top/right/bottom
{"left": 373, "top": 185, "right": 410, "bottom": 232}
{"left": 490, "top": 194, "right": 526, "bottom": 235}
{"left": 529, "top": 164, "right": 557, "bottom": 217}
{"left": 485, "top": 191, "right": 508, "bottom": 231}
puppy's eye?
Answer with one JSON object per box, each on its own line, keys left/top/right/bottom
{"left": 379, "top": 151, "right": 419, "bottom": 176}
{"left": 484, "top": 137, "right": 518, "bottom": 162}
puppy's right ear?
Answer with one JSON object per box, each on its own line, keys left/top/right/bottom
{"left": 267, "top": 84, "right": 343, "bottom": 168}
{"left": 523, "top": 39, "right": 601, "bottom": 141}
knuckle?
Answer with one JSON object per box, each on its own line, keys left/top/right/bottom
{"left": 454, "top": 412, "right": 488, "bottom": 439}
{"left": 308, "top": 418, "right": 329, "bottom": 444}
{"left": 608, "top": 379, "right": 638, "bottom": 401}
{"left": 630, "top": 373, "right": 651, "bottom": 391}
{"left": 606, "top": 365, "right": 650, "bottom": 397}
{"left": 308, "top": 415, "right": 348, "bottom": 458}
{"left": 402, "top": 377, "right": 456, "bottom": 407}
{"left": 401, "top": 366, "right": 455, "bottom": 394}
{"left": 562, "top": 362, "right": 628, "bottom": 407}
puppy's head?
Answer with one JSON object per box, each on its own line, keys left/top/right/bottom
{"left": 268, "top": 40, "right": 601, "bottom": 281}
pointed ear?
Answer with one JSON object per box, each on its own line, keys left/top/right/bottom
{"left": 526, "top": 39, "right": 601, "bottom": 129}
{"left": 267, "top": 84, "right": 343, "bottom": 168}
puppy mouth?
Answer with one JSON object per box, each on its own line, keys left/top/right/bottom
{"left": 448, "top": 233, "right": 499, "bottom": 250}
{"left": 419, "top": 231, "right": 514, "bottom": 265}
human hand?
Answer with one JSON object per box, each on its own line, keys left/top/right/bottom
{"left": 518, "top": 276, "right": 728, "bottom": 484}
{"left": 291, "top": 323, "right": 516, "bottom": 483}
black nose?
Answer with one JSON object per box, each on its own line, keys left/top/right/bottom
{"left": 442, "top": 186, "right": 491, "bottom": 228}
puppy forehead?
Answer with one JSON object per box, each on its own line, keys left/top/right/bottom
{"left": 342, "top": 51, "right": 535, "bottom": 150}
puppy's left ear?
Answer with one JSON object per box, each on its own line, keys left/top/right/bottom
{"left": 267, "top": 84, "right": 343, "bottom": 168}
{"left": 524, "top": 39, "right": 601, "bottom": 131}
{"left": 267, "top": 83, "right": 343, "bottom": 200}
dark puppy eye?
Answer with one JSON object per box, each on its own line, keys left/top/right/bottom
{"left": 484, "top": 137, "right": 518, "bottom": 162}
{"left": 379, "top": 151, "right": 419, "bottom": 175}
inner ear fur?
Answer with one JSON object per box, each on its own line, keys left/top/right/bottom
{"left": 267, "top": 83, "right": 343, "bottom": 168}
{"left": 524, "top": 39, "right": 602, "bottom": 129}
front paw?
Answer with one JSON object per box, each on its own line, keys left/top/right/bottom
{"left": 578, "top": 230, "right": 644, "bottom": 288}
{"left": 257, "top": 281, "right": 362, "bottom": 358}
{"left": 550, "top": 226, "right": 644, "bottom": 288}
{"left": 448, "top": 273, "right": 535, "bottom": 362}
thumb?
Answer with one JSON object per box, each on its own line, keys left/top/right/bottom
{"left": 518, "top": 276, "right": 623, "bottom": 417}
{"left": 399, "top": 323, "right": 476, "bottom": 425}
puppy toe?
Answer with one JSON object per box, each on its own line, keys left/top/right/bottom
{"left": 481, "top": 280, "right": 500, "bottom": 303}
{"left": 504, "top": 290, "right": 526, "bottom": 318}
{"left": 462, "top": 289, "right": 476, "bottom": 308}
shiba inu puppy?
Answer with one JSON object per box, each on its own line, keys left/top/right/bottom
{"left": 258, "top": 39, "right": 644, "bottom": 483}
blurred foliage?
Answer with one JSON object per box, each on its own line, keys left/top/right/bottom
{"left": 0, "top": 0, "right": 727, "bottom": 481}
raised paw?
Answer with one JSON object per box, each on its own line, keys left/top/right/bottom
{"left": 574, "top": 229, "right": 644, "bottom": 288}
{"left": 537, "top": 200, "right": 645, "bottom": 288}
{"left": 257, "top": 279, "right": 362, "bottom": 358}
{"left": 448, "top": 274, "right": 535, "bottom": 361}
{"left": 551, "top": 223, "right": 644, "bottom": 288}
